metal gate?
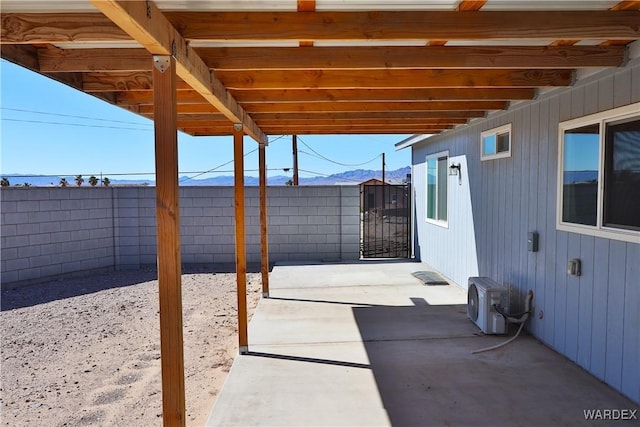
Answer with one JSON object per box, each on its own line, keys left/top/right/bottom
{"left": 361, "top": 183, "right": 411, "bottom": 258}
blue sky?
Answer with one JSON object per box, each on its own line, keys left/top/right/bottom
{"left": 0, "top": 60, "right": 411, "bottom": 182}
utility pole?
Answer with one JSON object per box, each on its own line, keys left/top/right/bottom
{"left": 292, "top": 135, "right": 299, "bottom": 186}
{"left": 381, "top": 152, "right": 385, "bottom": 185}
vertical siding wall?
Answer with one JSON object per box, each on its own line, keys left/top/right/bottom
{"left": 412, "top": 59, "right": 640, "bottom": 403}
{"left": 1, "top": 186, "right": 360, "bottom": 286}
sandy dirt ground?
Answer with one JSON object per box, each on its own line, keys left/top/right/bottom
{"left": 0, "top": 268, "right": 262, "bottom": 427}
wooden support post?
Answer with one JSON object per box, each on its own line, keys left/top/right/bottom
{"left": 233, "top": 124, "right": 249, "bottom": 354}
{"left": 152, "top": 55, "right": 186, "bottom": 427}
{"left": 292, "top": 135, "right": 299, "bottom": 186}
{"left": 259, "top": 143, "right": 270, "bottom": 297}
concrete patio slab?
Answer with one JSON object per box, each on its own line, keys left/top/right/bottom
{"left": 206, "top": 261, "right": 638, "bottom": 427}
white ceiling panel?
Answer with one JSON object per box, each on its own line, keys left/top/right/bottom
{"left": 445, "top": 40, "right": 555, "bottom": 46}
{"left": 155, "top": 0, "right": 298, "bottom": 11}
{"left": 0, "top": 1, "right": 98, "bottom": 13}
{"left": 188, "top": 40, "right": 301, "bottom": 47}
{"left": 0, "top": 0, "right": 620, "bottom": 13}
{"left": 313, "top": 40, "right": 428, "bottom": 46}
{"left": 53, "top": 41, "right": 144, "bottom": 49}
{"left": 574, "top": 39, "right": 609, "bottom": 45}
{"left": 481, "top": 0, "right": 618, "bottom": 11}
{"left": 317, "top": 0, "right": 458, "bottom": 10}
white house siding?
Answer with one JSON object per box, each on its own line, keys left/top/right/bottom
{"left": 410, "top": 58, "right": 640, "bottom": 403}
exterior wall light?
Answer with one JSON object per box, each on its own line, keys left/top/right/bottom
{"left": 449, "top": 163, "right": 462, "bottom": 185}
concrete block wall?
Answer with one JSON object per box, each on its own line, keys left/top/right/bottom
{"left": 1, "top": 186, "right": 360, "bottom": 286}
{"left": 1, "top": 188, "right": 115, "bottom": 284}
{"left": 116, "top": 186, "right": 361, "bottom": 268}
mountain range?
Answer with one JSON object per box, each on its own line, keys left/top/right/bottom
{"left": 3, "top": 167, "right": 411, "bottom": 187}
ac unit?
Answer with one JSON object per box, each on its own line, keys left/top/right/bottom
{"left": 468, "top": 277, "right": 508, "bottom": 334}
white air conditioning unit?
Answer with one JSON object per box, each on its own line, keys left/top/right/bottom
{"left": 468, "top": 277, "right": 508, "bottom": 334}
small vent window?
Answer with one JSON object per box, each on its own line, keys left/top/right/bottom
{"left": 481, "top": 124, "right": 512, "bottom": 161}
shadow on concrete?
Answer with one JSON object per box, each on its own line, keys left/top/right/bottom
{"left": 246, "top": 351, "right": 371, "bottom": 370}
{"left": 267, "top": 296, "right": 388, "bottom": 308}
{"left": 351, "top": 298, "right": 636, "bottom": 426}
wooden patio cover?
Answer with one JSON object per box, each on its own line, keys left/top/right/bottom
{"left": 2, "top": 1, "right": 639, "bottom": 426}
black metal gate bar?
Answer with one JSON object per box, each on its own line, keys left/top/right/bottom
{"left": 361, "top": 183, "right": 410, "bottom": 258}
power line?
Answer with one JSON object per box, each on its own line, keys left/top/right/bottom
{"left": 297, "top": 136, "right": 381, "bottom": 167}
{"left": 179, "top": 148, "right": 259, "bottom": 182}
{"left": 1, "top": 107, "right": 153, "bottom": 127}
{"left": 1, "top": 118, "right": 152, "bottom": 132}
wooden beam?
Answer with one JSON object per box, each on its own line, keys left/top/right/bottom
{"left": 259, "top": 124, "right": 453, "bottom": 131}
{"left": 4, "top": 11, "right": 639, "bottom": 44}
{"left": 90, "top": 0, "right": 267, "bottom": 144}
{"left": 258, "top": 143, "right": 270, "bottom": 298}
{"left": 0, "top": 13, "right": 128, "bottom": 44}
{"left": 83, "top": 75, "right": 537, "bottom": 101}
{"left": 1, "top": 44, "right": 81, "bottom": 89}
{"left": 259, "top": 127, "right": 449, "bottom": 135}
{"left": 231, "top": 88, "right": 536, "bottom": 103}
{"left": 233, "top": 124, "right": 249, "bottom": 354}
{"left": 178, "top": 114, "right": 467, "bottom": 127}
{"left": 188, "top": 128, "right": 447, "bottom": 136}
{"left": 0, "top": 44, "right": 120, "bottom": 105}
{"left": 177, "top": 119, "right": 234, "bottom": 128}
{"left": 1, "top": 43, "right": 39, "bottom": 69}
{"left": 38, "top": 47, "right": 150, "bottom": 72}
{"left": 216, "top": 69, "right": 573, "bottom": 90}
{"left": 178, "top": 121, "right": 464, "bottom": 135}
{"left": 250, "top": 111, "right": 485, "bottom": 120}
{"left": 37, "top": 45, "right": 625, "bottom": 72}
{"left": 117, "top": 90, "right": 209, "bottom": 105}
{"left": 105, "top": 85, "right": 536, "bottom": 102}
{"left": 241, "top": 101, "right": 508, "bottom": 113}
{"left": 165, "top": 11, "right": 640, "bottom": 41}
{"left": 152, "top": 55, "right": 186, "bottom": 427}
{"left": 140, "top": 105, "right": 486, "bottom": 119}
{"left": 197, "top": 45, "right": 625, "bottom": 70}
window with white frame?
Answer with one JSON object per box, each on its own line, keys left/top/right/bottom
{"left": 557, "top": 102, "right": 640, "bottom": 243}
{"left": 481, "top": 124, "right": 512, "bottom": 160}
{"left": 426, "top": 152, "right": 448, "bottom": 225}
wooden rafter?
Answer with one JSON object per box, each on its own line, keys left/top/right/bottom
{"left": 240, "top": 101, "right": 508, "bottom": 113}
{"left": 248, "top": 111, "right": 486, "bottom": 120}
{"left": 89, "top": 0, "right": 267, "bottom": 144}
{"left": 187, "top": 127, "right": 450, "bottom": 136}
{"left": 92, "top": 86, "right": 533, "bottom": 102}
{"left": 215, "top": 69, "right": 573, "bottom": 90}
{"left": 3, "top": 3, "right": 633, "bottom": 137}
{"left": 198, "top": 45, "right": 625, "bottom": 70}
{"left": 229, "top": 88, "right": 536, "bottom": 103}
{"left": 3, "top": 11, "right": 639, "bottom": 44}
{"left": 165, "top": 10, "right": 640, "bottom": 42}
{"left": 37, "top": 45, "right": 626, "bottom": 72}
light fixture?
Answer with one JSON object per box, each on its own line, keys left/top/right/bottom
{"left": 449, "top": 163, "right": 462, "bottom": 185}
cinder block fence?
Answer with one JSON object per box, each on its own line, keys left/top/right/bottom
{"left": 1, "top": 186, "right": 360, "bottom": 287}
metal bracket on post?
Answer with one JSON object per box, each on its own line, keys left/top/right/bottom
{"left": 233, "top": 123, "right": 243, "bottom": 132}
{"left": 153, "top": 56, "right": 170, "bottom": 73}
